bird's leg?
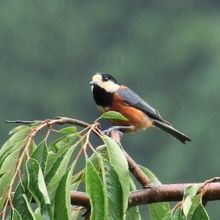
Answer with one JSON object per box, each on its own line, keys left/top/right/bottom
{"left": 102, "top": 125, "right": 134, "bottom": 136}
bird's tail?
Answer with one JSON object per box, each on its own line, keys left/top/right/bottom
{"left": 152, "top": 120, "right": 191, "bottom": 144}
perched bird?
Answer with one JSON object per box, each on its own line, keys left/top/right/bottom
{"left": 90, "top": 73, "right": 191, "bottom": 144}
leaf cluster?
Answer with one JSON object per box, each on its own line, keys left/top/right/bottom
{"left": 0, "top": 113, "right": 211, "bottom": 219}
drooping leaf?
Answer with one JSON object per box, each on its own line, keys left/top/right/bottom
{"left": 26, "top": 158, "right": 50, "bottom": 206}
{"left": 0, "top": 125, "right": 31, "bottom": 162}
{"left": 0, "top": 149, "right": 20, "bottom": 210}
{"left": 102, "top": 158, "right": 124, "bottom": 220}
{"left": 100, "top": 111, "right": 128, "bottom": 121}
{"left": 46, "top": 144, "right": 76, "bottom": 199}
{"left": 13, "top": 184, "right": 34, "bottom": 220}
{"left": 103, "top": 136, "right": 130, "bottom": 213}
{"left": 85, "top": 159, "right": 106, "bottom": 220}
{"left": 140, "top": 166, "right": 171, "bottom": 220}
{"left": 54, "top": 163, "right": 76, "bottom": 220}
{"left": 31, "top": 140, "right": 48, "bottom": 173}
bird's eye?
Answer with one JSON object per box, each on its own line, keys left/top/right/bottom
{"left": 103, "top": 77, "right": 108, "bottom": 82}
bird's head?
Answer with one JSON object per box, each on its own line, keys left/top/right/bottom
{"left": 90, "top": 73, "right": 119, "bottom": 93}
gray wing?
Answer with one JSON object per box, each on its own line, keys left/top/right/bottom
{"left": 117, "top": 87, "right": 171, "bottom": 124}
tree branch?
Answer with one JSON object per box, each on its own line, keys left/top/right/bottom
{"left": 71, "top": 182, "right": 220, "bottom": 208}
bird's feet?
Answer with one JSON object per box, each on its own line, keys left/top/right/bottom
{"left": 102, "top": 125, "right": 134, "bottom": 136}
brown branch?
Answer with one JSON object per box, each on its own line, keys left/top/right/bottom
{"left": 6, "top": 117, "right": 91, "bottom": 128}
{"left": 71, "top": 182, "right": 220, "bottom": 208}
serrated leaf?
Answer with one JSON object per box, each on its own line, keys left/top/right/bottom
{"left": 46, "top": 144, "right": 76, "bottom": 199}
{"left": 103, "top": 136, "right": 130, "bottom": 213}
{"left": 85, "top": 159, "right": 106, "bottom": 220}
{"left": 0, "top": 149, "right": 20, "bottom": 210}
{"left": 101, "top": 111, "right": 128, "bottom": 121}
{"left": 31, "top": 140, "right": 48, "bottom": 173}
{"left": 26, "top": 159, "right": 50, "bottom": 206}
{"left": 54, "top": 163, "right": 75, "bottom": 220}
{"left": 140, "top": 166, "right": 171, "bottom": 220}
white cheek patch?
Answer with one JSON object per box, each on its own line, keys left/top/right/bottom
{"left": 91, "top": 73, "right": 120, "bottom": 93}
{"left": 101, "top": 81, "right": 120, "bottom": 93}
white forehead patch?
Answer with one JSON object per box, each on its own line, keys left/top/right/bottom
{"left": 91, "top": 74, "right": 120, "bottom": 93}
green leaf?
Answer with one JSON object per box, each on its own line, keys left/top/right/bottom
{"left": 26, "top": 159, "right": 50, "bottom": 206}
{"left": 71, "top": 170, "right": 84, "bottom": 191}
{"left": 11, "top": 209, "right": 22, "bottom": 220}
{"left": 31, "top": 140, "right": 48, "bottom": 173}
{"left": 9, "top": 125, "right": 31, "bottom": 135}
{"left": 0, "top": 149, "right": 20, "bottom": 210}
{"left": 85, "top": 159, "right": 106, "bottom": 220}
{"left": 46, "top": 144, "right": 76, "bottom": 199}
{"left": 54, "top": 163, "right": 75, "bottom": 220}
{"left": 103, "top": 136, "right": 130, "bottom": 213}
{"left": 182, "top": 185, "right": 200, "bottom": 217}
{"left": 191, "top": 203, "right": 210, "bottom": 220}
{"left": 13, "top": 184, "right": 34, "bottom": 220}
{"left": 34, "top": 208, "right": 44, "bottom": 220}
{"left": 100, "top": 111, "right": 128, "bottom": 121}
{"left": 0, "top": 125, "right": 31, "bottom": 162}
{"left": 163, "top": 208, "right": 185, "bottom": 220}
{"left": 22, "top": 194, "right": 36, "bottom": 220}
{"left": 45, "top": 151, "right": 58, "bottom": 175}
{"left": 102, "top": 158, "right": 124, "bottom": 220}
{"left": 50, "top": 134, "right": 78, "bottom": 152}
{"left": 126, "top": 178, "right": 141, "bottom": 220}
{"left": 140, "top": 166, "right": 171, "bottom": 220}
{"left": 59, "top": 126, "right": 78, "bottom": 135}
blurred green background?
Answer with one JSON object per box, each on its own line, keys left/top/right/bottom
{"left": 0, "top": 0, "right": 220, "bottom": 218}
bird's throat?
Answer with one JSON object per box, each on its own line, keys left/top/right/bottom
{"left": 92, "top": 85, "right": 114, "bottom": 107}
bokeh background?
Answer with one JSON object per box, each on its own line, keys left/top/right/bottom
{"left": 0, "top": 0, "right": 220, "bottom": 218}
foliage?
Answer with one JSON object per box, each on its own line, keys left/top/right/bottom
{"left": 0, "top": 113, "right": 212, "bottom": 219}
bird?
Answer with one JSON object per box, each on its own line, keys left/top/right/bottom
{"left": 90, "top": 73, "right": 191, "bottom": 144}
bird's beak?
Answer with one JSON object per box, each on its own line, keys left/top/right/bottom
{"left": 89, "top": 81, "right": 94, "bottom": 85}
